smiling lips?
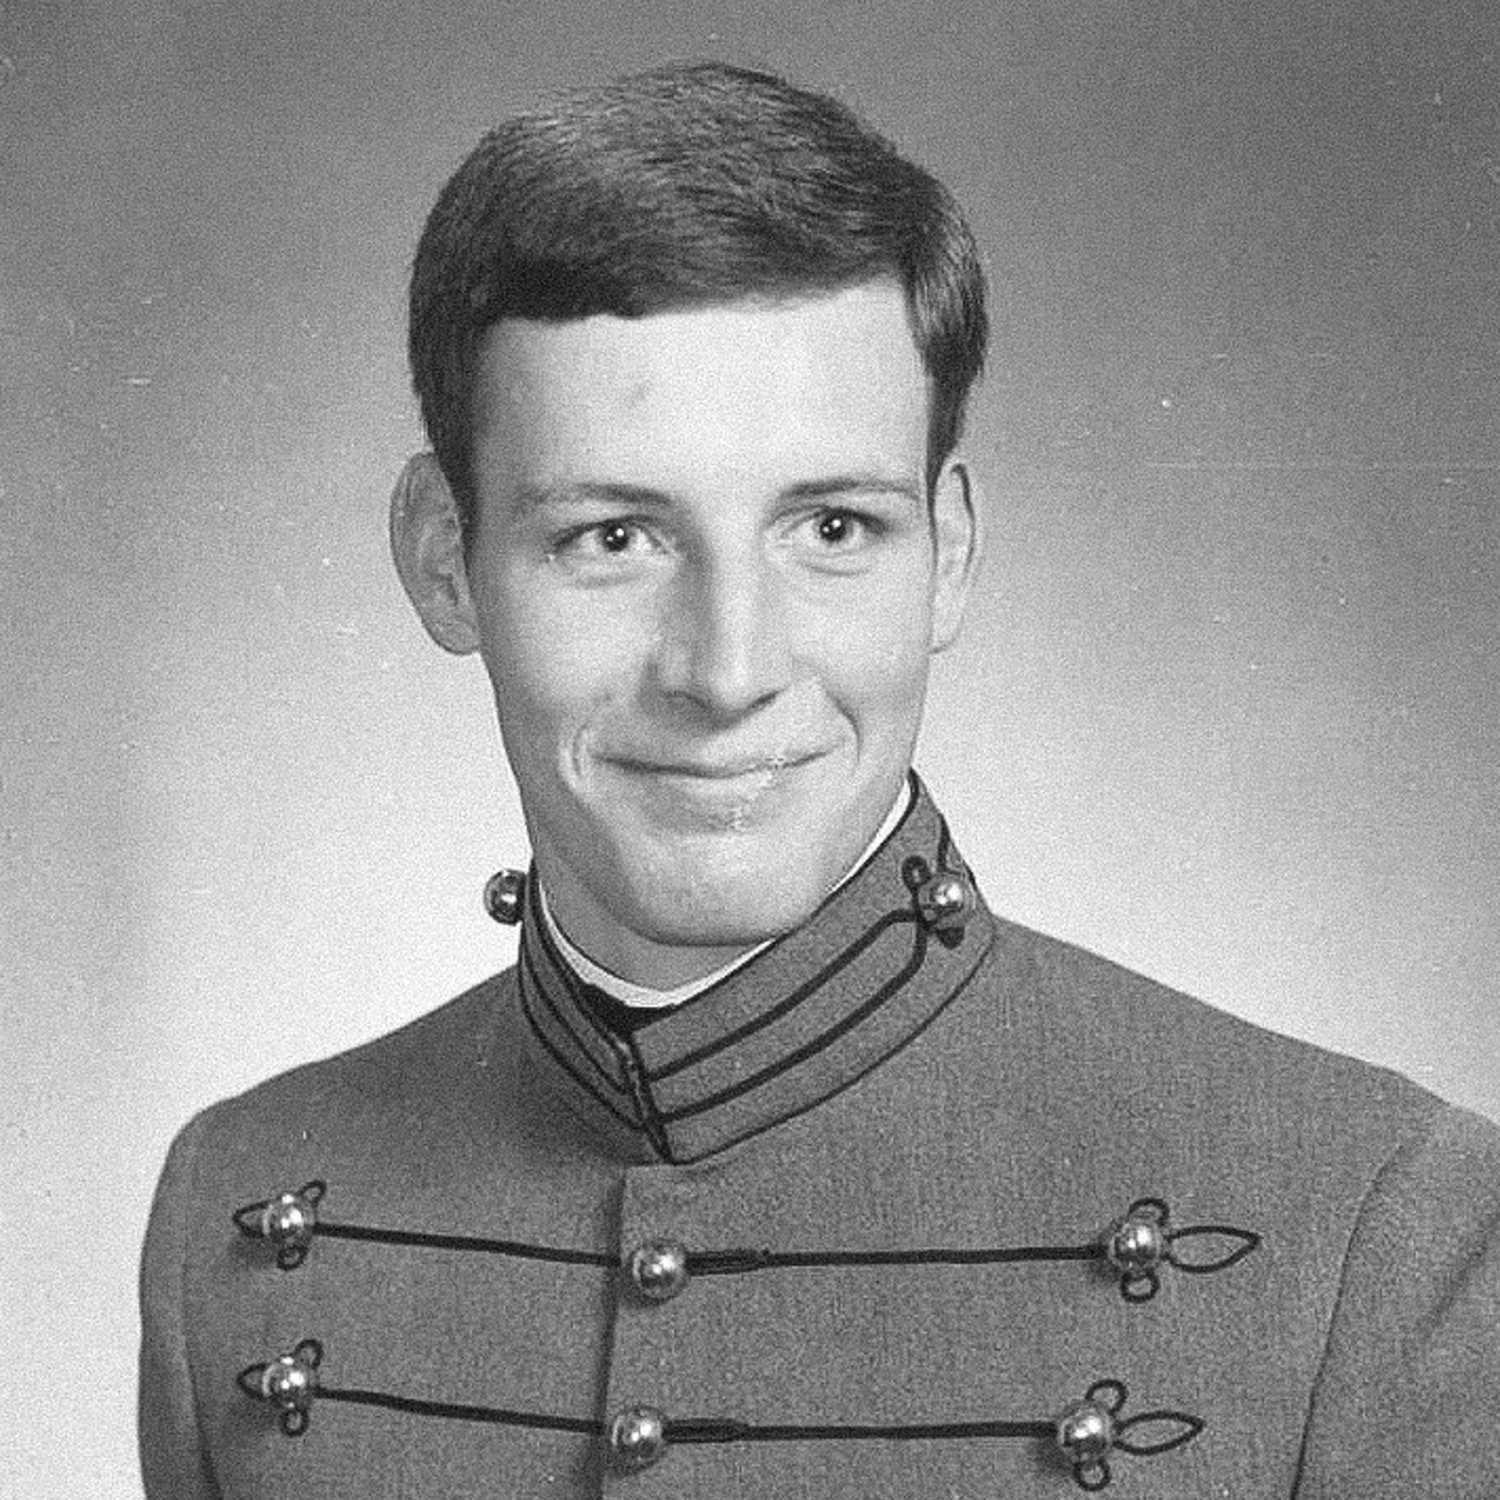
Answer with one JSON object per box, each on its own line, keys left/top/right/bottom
{"left": 608, "top": 749, "right": 826, "bottom": 780}
{"left": 604, "top": 750, "right": 830, "bottom": 826}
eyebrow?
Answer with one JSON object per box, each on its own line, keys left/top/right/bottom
{"left": 781, "top": 475, "right": 924, "bottom": 506}
{"left": 513, "top": 475, "right": 923, "bottom": 512}
{"left": 511, "top": 481, "right": 672, "bottom": 513}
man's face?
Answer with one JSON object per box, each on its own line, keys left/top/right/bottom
{"left": 435, "top": 281, "right": 975, "bottom": 983}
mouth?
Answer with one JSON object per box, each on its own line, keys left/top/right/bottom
{"left": 607, "top": 749, "right": 827, "bottom": 781}
{"left": 599, "top": 748, "right": 833, "bottom": 829}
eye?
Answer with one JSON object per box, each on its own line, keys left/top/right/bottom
{"left": 802, "top": 507, "right": 884, "bottom": 552}
{"left": 815, "top": 511, "right": 857, "bottom": 546}
{"left": 597, "top": 520, "right": 635, "bottom": 554}
{"left": 550, "top": 517, "right": 658, "bottom": 564}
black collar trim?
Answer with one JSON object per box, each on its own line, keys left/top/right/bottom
{"left": 516, "top": 774, "right": 996, "bottom": 1163}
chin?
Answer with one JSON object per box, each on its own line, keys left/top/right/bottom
{"left": 600, "top": 827, "right": 852, "bottom": 949}
{"left": 625, "top": 890, "right": 822, "bottom": 950}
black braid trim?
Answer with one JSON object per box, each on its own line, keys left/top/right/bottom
{"left": 668, "top": 1416, "right": 1053, "bottom": 1443}
{"left": 232, "top": 1187, "right": 1259, "bottom": 1301}
{"left": 689, "top": 1244, "right": 1100, "bottom": 1273}
{"left": 322, "top": 1388, "right": 602, "bottom": 1433}
{"left": 316, "top": 1222, "right": 615, "bottom": 1266}
{"left": 237, "top": 1348, "right": 1204, "bottom": 1492}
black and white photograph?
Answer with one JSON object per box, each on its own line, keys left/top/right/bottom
{"left": 5, "top": 2, "right": 1497, "bottom": 1494}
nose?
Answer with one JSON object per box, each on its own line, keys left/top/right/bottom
{"left": 650, "top": 553, "right": 792, "bottom": 719}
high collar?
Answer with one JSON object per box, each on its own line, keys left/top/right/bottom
{"left": 516, "top": 775, "right": 995, "bottom": 1165}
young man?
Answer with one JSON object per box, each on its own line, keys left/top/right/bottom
{"left": 140, "top": 64, "right": 1500, "bottom": 1497}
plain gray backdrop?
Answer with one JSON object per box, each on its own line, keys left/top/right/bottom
{"left": 4, "top": 1, "right": 1497, "bottom": 1491}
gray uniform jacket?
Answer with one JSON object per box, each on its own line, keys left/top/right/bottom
{"left": 139, "top": 780, "right": 1500, "bottom": 1497}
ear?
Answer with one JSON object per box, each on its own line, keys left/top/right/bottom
{"left": 388, "top": 453, "right": 482, "bottom": 655}
{"left": 928, "top": 458, "right": 981, "bottom": 654}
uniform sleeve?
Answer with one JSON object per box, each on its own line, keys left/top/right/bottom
{"left": 1293, "top": 1103, "right": 1500, "bottom": 1499}
{"left": 139, "top": 1111, "right": 222, "bottom": 1499}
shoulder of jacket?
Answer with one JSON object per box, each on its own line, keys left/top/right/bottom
{"left": 979, "top": 915, "right": 1453, "bottom": 1159}
{"left": 181, "top": 967, "right": 518, "bottom": 1152}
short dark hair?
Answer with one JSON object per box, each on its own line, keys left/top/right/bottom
{"left": 409, "top": 62, "right": 987, "bottom": 535}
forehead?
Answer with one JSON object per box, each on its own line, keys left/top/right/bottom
{"left": 472, "top": 282, "right": 929, "bottom": 488}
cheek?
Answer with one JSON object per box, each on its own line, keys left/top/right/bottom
{"left": 478, "top": 573, "right": 647, "bottom": 737}
{"left": 803, "top": 588, "right": 936, "bottom": 712}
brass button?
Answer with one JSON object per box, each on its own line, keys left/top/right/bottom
{"left": 236, "top": 1339, "right": 324, "bottom": 1436}
{"left": 627, "top": 1239, "right": 690, "bottom": 1302}
{"left": 483, "top": 869, "right": 527, "bottom": 925}
{"left": 260, "top": 1351, "right": 319, "bottom": 1414}
{"left": 608, "top": 1405, "right": 668, "bottom": 1471}
{"left": 1055, "top": 1396, "right": 1115, "bottom": 1465}
{"left": 260, "top": 1190, "right": 318, "bottom": 1254}
{"left": 1106, "top": 1213, "right": 1167, "bottom": 1275}
{"left": 915, "top": 871, "right": 975, "bottom": 930}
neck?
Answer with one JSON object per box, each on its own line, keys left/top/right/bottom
{"left": 537, "top": 779, "right": 914, "bottom": 992}
{"left": 513, "top": 773, "right": 987, "bottom": 1164}
{"left": 551, "top": 907, "right": 757, "bottom": 991}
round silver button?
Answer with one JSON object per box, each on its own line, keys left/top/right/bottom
{"left": 259, "top": 1190, "right": 317, "bottom": 1253}
{"left": 627, "top": 1239, "right": 691, "bottom": 1302}
{"left": 1055, "top": 1397, "right": 1115, "bottom": 1465}
{"left": 260, "top": 1352, "right": 318, "bottom": 1414}
{"left": 916, "top": 871, "right": 975, "bottom": 930}
{"left": 483, "top": 869, "right": 527, "bottom": 925}
{"left": 1106, "top": 1214, "right": 1167, "bottom": 1275}
{"left": 608, "top": 1405, "right": 668, "bottom": 1471}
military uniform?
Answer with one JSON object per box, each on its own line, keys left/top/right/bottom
{"left": 139, "top": 780, "right": 1500, "bottom": 1496}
